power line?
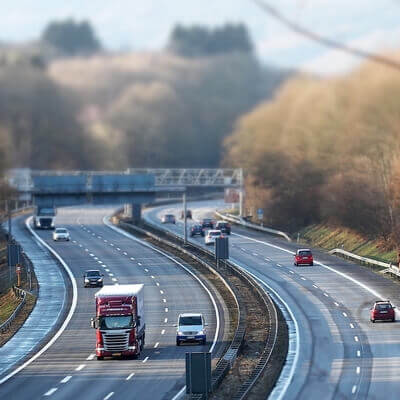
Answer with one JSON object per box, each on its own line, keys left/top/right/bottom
{"left": 252, "top": 0, "right": 400, "bottom": 71}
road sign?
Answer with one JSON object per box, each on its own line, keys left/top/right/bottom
{"left": 257, "top": 208, "right": 264, "bottom": 220}
{"left": 215, "top": 237, "right": 229, "bottom": 260}
{"left": 186, "top": 352, "right": 212, "bottom": 395}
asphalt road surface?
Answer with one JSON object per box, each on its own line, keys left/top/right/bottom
{"left": 0, "top": 206, "right": 223, "bottom": 400}
{"left": 145, "top": 200, "right": 400, "bottom": 400}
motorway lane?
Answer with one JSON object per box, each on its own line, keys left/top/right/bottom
{"left": 0, "top": 206, "right": 221, "bottom": 400}
{"left": 145, "top": 201, "right": 400, "bottom": 400}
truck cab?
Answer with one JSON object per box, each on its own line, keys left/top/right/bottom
{"left": 33, "top": 206, "right": 56, "bottom": 229}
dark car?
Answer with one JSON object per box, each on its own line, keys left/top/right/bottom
{"left": 161, "top": 214, "right": 176, "bottom": 224}
{"left": 190, "top": 224, "right": 205, "bottom": 237}
{"left": 215, "top": 221, "right": 231, "bottom": 235}
{"left": 84, "top": 270, "right": 104, "bottom": 288}
{"left": 294, "top": 249, "right": 313, "bottom": 266}
{"left": 181, "top": 210, "right": 193, "bottom": 219}
{"left": 370, "top": 300, "right": 396, "bottom": 323}
{"left": 201, "top": 218, "right": 214, "bottom": 229}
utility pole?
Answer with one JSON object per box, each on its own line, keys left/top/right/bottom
{"left": 183, "top": 192, "right": 188, "bottom": 245}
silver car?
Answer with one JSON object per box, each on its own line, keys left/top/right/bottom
{"left": 53, "top": 228, "right": 70, "bottom": 241}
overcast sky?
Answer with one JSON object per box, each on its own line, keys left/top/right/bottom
{"left": 2, "top": 0, "right": 400, "bottom": 75}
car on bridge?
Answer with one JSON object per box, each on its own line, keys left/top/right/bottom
{"left": 294, "top": 249, "right": 314, "bottom": 266}
{"left": 205, "top": 230, "right": 222, "bottom": 245}
{"left": 190, "top": 224, "right": 205, "bottom": 237}
{"left": 52, "top": 227, "right": 70, "bottom": 241}
{"left": 370, "top": 300, "right": 396, "bottom": 323}
{"left": 84, "top": 270, "right": 104, "bottom": 288}
{"left": 175, "top": 313, "right": 207, "bottom": 346}
{"left": 181, "top": 209, "right": 192, "bottom": 219}
{"left": 161, "top": 214, "right": 176, "bottom": 224}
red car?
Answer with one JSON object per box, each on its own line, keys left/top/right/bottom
{"left": 294, "top": 249, "right": 313, "bottom": 266}
{"left": 370, "top": 300, "right": 395, "bottom": 323}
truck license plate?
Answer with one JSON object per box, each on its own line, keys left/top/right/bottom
{"left": 187, "top": 336, "right": 194, "bottom": 339}
{"left": 112, "top": 352, "right": 122, "bottom": 356}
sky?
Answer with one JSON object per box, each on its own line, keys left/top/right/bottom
{"left": 2, "top": 0, "right": 400, "bottom": 76}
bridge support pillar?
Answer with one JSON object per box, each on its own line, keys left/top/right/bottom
{"left": 132, "top": 204, "right": 142, "bottom": 224}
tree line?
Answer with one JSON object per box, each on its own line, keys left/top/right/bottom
{"left": 225, "top": 55, "right": 400, "bottom": 246}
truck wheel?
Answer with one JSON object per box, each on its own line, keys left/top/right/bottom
{"left": 176, "top": 340, "right": 180, "bottom": 346}
{"left": 140, "top": 336, "right": 145, "bottom": 351}
{"left": 97, "top": 356, "right": 104, "bottom": 360}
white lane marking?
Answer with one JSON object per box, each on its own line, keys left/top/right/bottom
{"left": 354, "top": 336, "right": 359, "bottom": 342}
{"left": 98, "top": 236, "right": 102, "bottom": 239}
{"left": 104, "top": 217, "right": 221, "bottom": 400}
{"left": 116, "top": 248, "right": 121, "bottom": 251}
{"left": 123, "top": 252, "right": 128, "bottom": 255}
{"left": 130, "top": 257, "right": 135, "bottom": 260}
{"left": 241, "top": 247, "right": 246, "bottom": 251}
{"left": 86, "top": 353, "right": 96, "bottom": 361}
{"left": 343, "top": 312, "right": 348, "bottom": 317}
{"left": 90, "top": 253, "right": 94, "bottom": 257}
{"left": 163, "top": 299, "right": 167, "bottom": 303}
{"left": 138, "top": 262, "right": 142, "bottom": 266}
{"left": 79, "top": 244, "right": 83, "bottom": 247}
{"left": 60, "top": 376, "right": 72, "bottom": 383}
{"left": 165, "top": 307, "right": 168, "bottom": 312}
{"left": 104, "top": 393, "right": 114, "bottom": 400}
{"left": 110, "top": 244, "right": 114, "bottom": 247}
{"left": 156, "top": 282, "right": 160, "bottom": 286}
{"left": 114, "top": 283, "right": 119, "bottom": 285}
{"left": 73, "top": 240, "right": 77, "bottom": 244}
{"left": 0, "top": 217, "right": 79, "bottom": 386}
{"left": 277, "top": 264, "right": 282, "bottom": 267}
{"left": 85, "top": 248, "right": 89, "bottom": 252}
{"left": 109, "top": 273, "right": 114, "bottom": 277}
{"left": 253, "top": 252, "right": 258, "bottom": 256}
{"left": 356, "top": 366, "right": 360, "bottom": 374}
{"left": 144, "top": 268, "right": 149, "bottom": 272}
{"left": 357, "top": 350, "right": 361, "bottom": 357}
{"left": 232, "top": 231, "right": 384, "bottom": 299}
{"left": 334, "top": 302, "right": 340, "bottom": 307}
{"left": 44, "top": 388, "right": 58, "bottom": 396}
{"left": 75, "top": 364, "right": 86, "bottom": 371}
{"left": 161, "top": 329, "right": 165, "bottom": 335}
{"left": 94, "top": 257, "right": 98, "bottom": 260}
{"left": 104, "top": 239, "right": 108, "bottom": 243}
{"left": 126, "top": 373, "right": 135, "bottom": 381}
{"left": 352, "top": 385, "right": 357, "bottom": 394}
{"left": 105, "top": 269, "right": 110, "bottom": 272}
{"left": 151, "top": 275, "right": 155, "bottom": 279}
{"left": 265, "top": 258, "right": 270, "bottom": 262}
{"left": 154, "top": 342, "right": 159, "bottom": 348}
{"left": 323, "top": 293, "right": 329, "bottom": 297}
{"left": 98, "top": 260, "right": 103, "bottom": 264}
{"left": 350, "top": 323, "right": 355, "bottom": 329}
{"left": 289, "top": 270, "right": 294, "bottom": 274}
{"left": 300, "top": 277, "right": 306, "bottom": 281}
{"left": 164, "top": 318, "right": 168, "bottom": 323}
{"left": 102, "top": 264, "right": 107, "bottom": 268}
{"left": 312, "top": 284, "right": 318, "bottom": 289}
{"left": 112, "top": 278, "right": 117, "bottom": 282}
{"left": 142, "top": 357, "right": 149, "bottom": 363}
{"left": 160, "top": 290, "right": 164, "bottom": 294}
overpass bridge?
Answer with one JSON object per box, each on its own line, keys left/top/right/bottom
{"left": 6, "top": 168, "right": 244, "bottom": 219}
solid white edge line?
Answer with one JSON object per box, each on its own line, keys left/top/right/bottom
{"left": 103, "top": 216, "right": 220, "bottom": 400}
{"left": 0, "top": 216, "right": 78, "bottom": 385}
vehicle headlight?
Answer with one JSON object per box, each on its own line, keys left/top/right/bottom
{"left": 84, "top": 278, "right": 89, "bottom": 282}
{"left": 97, "top": 278, "right": 102, "bottom": 282}
{"left": 197, "top": 330, "right": 204, "bottom": 335}
{"left": 178, "top": 331, "right": 184, "bottom": 336}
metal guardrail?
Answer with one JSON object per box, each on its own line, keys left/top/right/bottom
{"left": 329, "top": 248, "right": 400, "bottom": 277}
{"left": 119, "top": 218, "right": 281, "bottom": 399}
{"left": 216, "top": 211, "right": 292, "bottom": 242}
{"left": 0, "top": 287, "right": 26, "bottom": 333}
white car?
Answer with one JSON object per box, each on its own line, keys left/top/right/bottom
{"left": 53, "top": 228, "right": 70, "bottom": 241}
{"left": 204, "top": 229, "right": 222, "bottom": 245}
{"left": 175, "top": 313, "right": 207, "bottom": 346}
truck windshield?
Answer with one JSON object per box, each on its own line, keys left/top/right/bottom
{"left": 179, "top": 316, "right": 202, "bottom": 326}
{"left": 99, "top": 315, "right": 133, "bottom": 329}
{"left": 39, "top": 208, "right": 55, "bottom": 215}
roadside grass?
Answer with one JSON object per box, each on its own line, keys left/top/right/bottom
{"left": 299, "top": 224, "right": 397, "bottom": 264}
{"left": 0, "top": 289, "right": 21, "bottom": 324}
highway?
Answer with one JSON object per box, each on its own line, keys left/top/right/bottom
{"left": 0, "top": 206, "right": 225, "bottom": 400}
{"left": 145, "top": 200, "right": 400, "bottom": 400}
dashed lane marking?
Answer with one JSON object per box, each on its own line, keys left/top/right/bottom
{"left": 154, "top": 342, "right": 159, "bottom": 348}
{"left": 104, "top": 393, "right": 114, "bottom": 400}
{"left": 60, "top": 376, "right": 72, "bottom": 383}
{"left": 44, "top": 388, "right": 58, "bottom": 396}
{"left": 142, "top": 357, "right": 149, "bottom": 363}
{"left": 75, "top": 364, "right": 86, "bottom": 371}
{"left": 161, "top": 329, "right": 165, "bottom": 335}
{"left": 126, "top": 373, "right": 135, "bottom": 381}
{"left": 86, "top": 354, "right": 96, "bottom": 361}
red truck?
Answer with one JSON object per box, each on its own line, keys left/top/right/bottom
{"left": 91, "top": 284, "right": 145, "bottom": 360}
